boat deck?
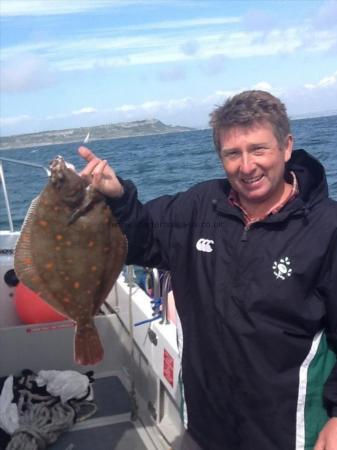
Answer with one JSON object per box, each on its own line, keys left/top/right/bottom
{"left": 50, "top": 372, "right": 158, "bottom": 450}
{"left": 0, "top": 371, "right": 164, "bottom": 450}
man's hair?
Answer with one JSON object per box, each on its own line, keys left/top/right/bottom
{"left": 209, "top": 90, "right": 291, "bottom": 154}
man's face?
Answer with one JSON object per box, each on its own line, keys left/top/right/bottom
{"left": 219, "top": 122, "right": 293, "bottom": 212}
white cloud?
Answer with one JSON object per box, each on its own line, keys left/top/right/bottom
{"left": 2, "top": 16, "right": 336, "bottom": 75}
{"left": 2, "top": 76, "right": 337, "bottom": 136}
{"left": 136, "top": 17, "right": 241, "bottom": 31}
{"left": 115, "top": 104, "right": 137, "bottom": 113}
{"left": 0, "top": 0, "right": 158, "bottom": 16}
{"left": 252, "top": 81, "right": 273, "bottom": 91}
{"left": 0, "top": 115, "right": 31, "bottom": 126}
{"left": 0, "top": 54, "right": 56, "bottom": 92}
{"left": 302, "top": 30, "right": 337, "bottom": 53}
{"left": 115, "top": 97, "right": 195, "bottom": 120}
{"left": 304, "top": 70, "right": 337, "bottom": 89}
{"left": 112, "top": 96, "right": 199, "bottom": 126}
{"left": 141, "top": 101, "right": 162, "bottom": 112}
{"left": 72, "top": 107, "right": 98, "bottom": 115}
{"left": 202, "top": 90, "right": 236, "bottom": 106}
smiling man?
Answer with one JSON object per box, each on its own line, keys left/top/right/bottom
{"left": 79, "top": 90, "right": 337, "bottom": 450}
{"left": 213, "top": 91, "right": 294, "bottom": 222}
{"left": 220, "top": 124, "right": 293, "bottom": 216}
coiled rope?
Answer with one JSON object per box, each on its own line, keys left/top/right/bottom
{"left": 6, "top": 374, "right": 97, "bottom": 450}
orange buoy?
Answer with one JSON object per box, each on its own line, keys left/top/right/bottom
{"left": 14, "top": 283, "right": 66, "bottom": 324}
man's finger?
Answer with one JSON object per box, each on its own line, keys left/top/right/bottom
{"left": 78, "top": 146, "right": 96, "bottom": 162}
{"left": 92, "top": 160, "right": 108, "bottom": 176}
{"left": 79, "top": 158, "right": 102, "bottom": 178}
{"left": 92, "top": 160, "right": 108, "bottom": 184}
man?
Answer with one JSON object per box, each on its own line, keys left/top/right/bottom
{"left": 79, "top": 90, "right": 337, "bottom": 450}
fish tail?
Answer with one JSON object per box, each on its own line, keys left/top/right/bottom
{"left": 74, "top": 322, "right": 104, "bottom": 366}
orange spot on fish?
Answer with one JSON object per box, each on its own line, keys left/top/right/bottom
{"left": 56, "top": 234, "right": 63, "bottom": 241}
{"left": 22, "top": 257, "right": 33, "bottom": 265}
{"left": 45, "top": 262, "right": 54, "bottom": 270}
{"left": 88, "top": 241, "right": 95, "bottom": 248}
{"left": 91, "top": 266, "right": 97, "bottom": 272}
{"left": 74, "top": 281, "right": 80, "bottom": 289}
{"left": 38, "top": 220, "right": 48, "bottom": 227}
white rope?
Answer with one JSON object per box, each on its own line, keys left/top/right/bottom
{"left": 6, "top": 400, "right": 75, "bottom": 450}
{"left": 6, "top": 384, "right": 97, "bottom": 450}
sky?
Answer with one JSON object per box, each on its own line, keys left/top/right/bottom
{"left": 0, "top": 0, "right": 337, "bottom": 137}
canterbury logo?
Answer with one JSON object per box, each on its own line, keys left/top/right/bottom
{"left": 196, "top": 238, "right": 214, "bottom": 253}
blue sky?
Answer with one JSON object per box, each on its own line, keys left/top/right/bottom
{"left": 1, "top": 0, "right": 337, "bottom": 137}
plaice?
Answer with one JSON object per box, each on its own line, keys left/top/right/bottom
{"left": 14, "top": 156, "right": 127, "bottom": 365}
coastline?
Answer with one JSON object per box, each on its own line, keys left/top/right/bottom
{"left": 0, "top": 128, "right": 197, "bottom": 151}
{"left": 0, "top": 119, "right": 195, "bottom": 151}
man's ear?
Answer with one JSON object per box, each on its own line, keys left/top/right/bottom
{"left": 284, "top": 134, "right": 293, "bottom": 162}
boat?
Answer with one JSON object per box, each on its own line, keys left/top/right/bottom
{"left": 0, "top": 156, "right": 185, "bottom": 449}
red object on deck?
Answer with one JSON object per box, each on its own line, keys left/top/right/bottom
{"left": 14, "top": 282, "right": 66, "bottom": 324}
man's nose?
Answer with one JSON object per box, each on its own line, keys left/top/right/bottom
{"left": 240, "top": 154, "right": 255, "bottom": 174}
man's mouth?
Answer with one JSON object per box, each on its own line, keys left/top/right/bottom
{"left": 241, "top": 174, "right": 264, "bottom": 184}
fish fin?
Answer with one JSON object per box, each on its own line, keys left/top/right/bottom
{"left": 67, "top": 186, "right": 102, "bottom": 225}
{"left": 14, "top": 196, "right": 69, "bottom": 317}
{"left": 74, "top": 321, "right": 104, "bottom": 366}
{"left": 14, "top": 196, "right": 43, "bottom": 290}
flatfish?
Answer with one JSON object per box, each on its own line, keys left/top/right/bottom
{"left": 14, "top": 156, "right": 127, "bottom": 365}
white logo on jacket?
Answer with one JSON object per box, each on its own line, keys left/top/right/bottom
{"left": 273, "top": 256, "right": 292, "bottom": 280}
{"left": 196, "top": 238, "right": 214, "bottom": 253}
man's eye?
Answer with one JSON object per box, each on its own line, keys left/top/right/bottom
{"left": 253, "top": 147, "right": 266, "bottom": 154}
{"left": 224, "top": 151, "right": 239, "bottom": 159}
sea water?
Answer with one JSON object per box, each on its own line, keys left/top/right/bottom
{"left": 0, "top": 115, "right": 336, "bottom": 230}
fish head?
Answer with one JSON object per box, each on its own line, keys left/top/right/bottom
{"left": 49, "top": 155, "right": 87, "bottom": 207}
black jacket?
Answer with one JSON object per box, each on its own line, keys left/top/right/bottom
{"left": 108, "top": 149, "right": 337, "bottom": 450}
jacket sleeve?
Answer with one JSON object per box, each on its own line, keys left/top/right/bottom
{"left": 106, "top": 177, "right": 194, "bottom": 270}
{"left": 322, "top": 229, "right": 337, "bottom": 417}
